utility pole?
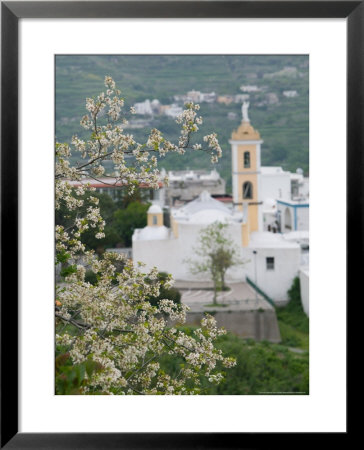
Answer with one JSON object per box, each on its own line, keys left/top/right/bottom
{"left": 253, "top": 250, "right": 258, "bottom": 307}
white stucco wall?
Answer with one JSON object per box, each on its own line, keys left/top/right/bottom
{"left": 261, "top": 170, "right": 291, "bottom": 201}
{"left": 296, "top": 207, "right": 309, "bottom": 231}
{"left": 300, "top": 177, "right": 309, "bottom": 198}
{"left": 299, "top": 267, "right": 309, "bottom": 316}
{"left": 133, "top": 236, "right": 180, "bottom": 275}
{"left": 244, "top": 245, "right": 301, "bottom": 303}
{"left": 133, "top": 223, "right": 301, "bottom": 303}
{"left": 132, "top": 222, "right": 248, "bottom": 282}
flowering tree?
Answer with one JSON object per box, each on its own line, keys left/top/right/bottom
{"left": 55, "top": 77, "right": 235, "bottom": 394}
{"left": 187, "top": 222, "right": 243, "bottom": 305}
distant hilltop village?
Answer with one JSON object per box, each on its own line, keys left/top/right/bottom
{"left": 70, "top": 104, "right": 309, "bottom": 315}
{"left": 127, "top": 73, "right": 300, "bottom": 124}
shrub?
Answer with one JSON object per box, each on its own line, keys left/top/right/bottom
{"left": 84, "top": 270, "right": 98, "bottom": 285}
{"left": 276, "top": 277, "right": 309, "bottom": 333}
{"left": 147, "top": 272, "right": 181, "bottom": 307}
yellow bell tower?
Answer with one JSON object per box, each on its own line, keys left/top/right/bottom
{"left": 147, "top": 204, "right": 164, "bottom": 227}
{"left": 229, "top": 102, "right": 263, "bottom": 242}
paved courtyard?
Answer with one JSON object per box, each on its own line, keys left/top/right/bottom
{"left": 174, "top": 281, "right": 273, "bottom": 312}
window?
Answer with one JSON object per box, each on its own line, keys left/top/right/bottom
{"left": 243, "top": 151, "right": 250, "bottom": 168}
{"left": 152, "top": 215, "right": 157, "bottom": 225}
{"left": 266, "top": 257, "right": 274, "bottom": 270}
{"left": 243, "top": 181, "right": 253, "bottom": 199}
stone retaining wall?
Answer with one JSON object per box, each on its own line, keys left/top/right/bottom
{"left": 185, "top": 309, "right": 281, "bottom": 343}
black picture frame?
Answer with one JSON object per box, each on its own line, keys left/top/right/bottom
{"left": 1, "top": 1, "right": 354, "bottom": 448}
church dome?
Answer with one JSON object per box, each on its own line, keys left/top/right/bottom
{"left": 148, "top": 204, "right": 163, "bottom": 214}
{"left": 178, "top": 190, "right": 231, "bottom": 216}
{"left": 172, "top": 191, "right": 241, "bottom": 225}
{"left": 189, "top": 208, "right": 232, "bottom": 225}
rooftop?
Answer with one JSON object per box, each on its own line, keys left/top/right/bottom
{"left": 172, "top": 191, "right": 241, "bottom": 225}
{"left": 168, "top": 169, "right": 221, "bottom": 182}
{"left": 249, "top": 232, "right": 300, "bottom": 249}
{"left": 261, "top": 166, "right": 289, "bottom": 175}
{"left": 277, "top": 198, "right": 309, "bottom": 206}
{"left": 67, "top": 178, "right": 163, "bottom": 189}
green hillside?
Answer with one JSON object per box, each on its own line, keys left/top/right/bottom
{"left": 56, "top": 55, "right": 309, "bottom": 191}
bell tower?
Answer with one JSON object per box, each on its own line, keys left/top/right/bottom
{"left": 147, "top": 204, "right": 163, "bottom": 227}
{"left": 229, "top": 102, "right": 263, "bottom": 237}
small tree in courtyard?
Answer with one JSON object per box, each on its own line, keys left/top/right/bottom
{"left": 187, "top": 222, "right": 243, "bottom": 305}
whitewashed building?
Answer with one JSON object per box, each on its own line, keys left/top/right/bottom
{"left": 261, "top": 166, "right": 291, "bottom": 202}
{"left": 163, "top": 103, "right": 183, "bottom": 118}
{"left": 240, "top": 85, "right": 261, "bottom": 93}
{"left": 165, "top": 169, "right": 226, "bottom": 206}
{"left": 277, "top": 199, "right": 309, "bottom": 233}
{"left": 133, "top": 191, "right": 300, "bottom": 303}
{"left": 133, "top": 104, "right": 304, "bottom": 303}
{"left": 283, "top": 90, "right": 298, "bottom": 98}
{"left": 133, "top": 99, "right": 153, "bottom": 115}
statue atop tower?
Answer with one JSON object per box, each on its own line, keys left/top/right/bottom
{"left": 242, "top": 101, "right": 250, "bottom": 122}
{"left": 231, "top": 101, "right": 260, "bottom": 141}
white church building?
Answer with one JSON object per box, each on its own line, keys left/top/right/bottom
{"left": 132, "top": 103, "right": 308, "bottom": 304}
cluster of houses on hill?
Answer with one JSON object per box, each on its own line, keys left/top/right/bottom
{"left": 132, "top": 78, "right": 300, "bottom": 119}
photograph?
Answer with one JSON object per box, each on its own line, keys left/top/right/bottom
{"left": 55, "top": 54, "right": 309, "bottom": 396}
{"left": 1, "top": 0, "right": 353, "bottom": 444}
